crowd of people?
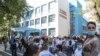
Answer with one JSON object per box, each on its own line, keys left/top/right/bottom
{"left": 10, "top": 32, "right": 86, "bottom": 56}
{"left": 0, "top": 21, "right": 100, "bottom": 56}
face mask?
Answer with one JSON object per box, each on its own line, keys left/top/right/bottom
{"left": 78, "top": 45, "right": 82, "bottom": 48}
{"left": 77, "top": 45, "right": 82, "bottom": 50}
{"left": 86, "top": 31, "right": 96, "bottom": 36}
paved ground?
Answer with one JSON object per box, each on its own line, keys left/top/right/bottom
{"left": 0, "top": 43, "right": 23, "bottom": 56}
{"left": 0, "top": 43, "right": 75, "bottom": 56}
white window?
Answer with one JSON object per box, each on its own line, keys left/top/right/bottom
{"left": 99, "top": 28, "right": 100, "bottom": 34}
{"left": 48, "top": 14, "right": 55, "bottom": 22}
{"left": 41, "top": 16, "right": 47, "bottom": 24}
{"left": 49, "top": 1, "right": 55, "bottom": 11}
{"left": 26, "top": 10, "right": 33, "bottom": 17}
{"left": 70, "top": 11, "right": 75, "bottom": 19}
{"left": 49, "top": 28, "right": 55, "bottom": 36}
{"left": 25, "top": 21, "right": 29, "bottom": 26}
{"left": 30, "top": 20, "right": 34, "bottom": 26}
{"left": 26, "top": 11, "right": 30, "bottom": 17}
{"left": 41, "top": 4, "right": 47, "bottom": 13}
{"left": 41, "top": 29, "right": 47, "bottom": 35}
{"left": 22, "top": 23, "right": 24, "bottom": 27}
{"left": 35, "top": 7, "right": 40, "bottom": 15}
{"left": 35, "top": 18, "right": 40, "bottom": 25}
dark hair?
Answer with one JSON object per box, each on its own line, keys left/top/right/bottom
{"left": 42, "top": 44, "right": 48, "bottom": 50}
{"left": 69, "top": 40, "right": 72, "bottom": 45}
{"left": 87, "top": 21, "right": 96, "bottom": 27}
{"left": 77, "top": 39, "right": 84, "bottom": 44}
{"left": 28, "top": 45, "right": 39, "bottom": 56}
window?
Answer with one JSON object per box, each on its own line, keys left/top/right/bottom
{"left": 49, "top": 28, "right": 55, "bottom": 36}
{"left": 99, "top": 28, "right": 100, "bottom": 34}
{"left": 35, "top": 18, "right": 40, "bottom": 25}
{"left": 41, "top": 16, "right": 47, "bottom": 24}
{"left": 49, "top": 1, "right": 55, "bottom": 11}
{"left": 70, "top": 11, "right": 75, "bottom": 19}
{"left": 41, "top": 29, "right": 47, "bottom": 35}
{"left": 41, "top": 4, "right": 47, "bottom": 13}
{"left": 26, "top": 21, "right": 29, "bottom": 26}
{"left": 26, "top": 11, "right": 30, "bottom": 17}
{"left": 70, "top": 11, "right": 75, "bottom": 35}
{"left": 48, "top": 14, "right": 55, "bottom": 22}
{"left": 22, "top": 23, "right": 24, "bottom": 27}
{"left": 35, "top": 7, "right": 40, "bottom": 14}
{"left": 26, "top": 10, "right": 33, "bottom": 17}
{"left": 30, "top": 20, "right": 34, "bottom": 26}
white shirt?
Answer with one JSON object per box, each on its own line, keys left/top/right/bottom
{"left": 39, "top": 50, "right": 54, "bottom": 56}
{"left": 65, "top": 39, "right": 75, "bottom": 47}
{"left": 75, "top": 48, "right": 82, "bottom": 56}
{"left": 56, "top": 39, "right": 62, "bottom": 45}
{"left": 98, "top": 52, "right": 100, "bottom": 56}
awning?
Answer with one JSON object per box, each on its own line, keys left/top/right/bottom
{"left": 14, "top": 27, "right": 39, "bottom": 32}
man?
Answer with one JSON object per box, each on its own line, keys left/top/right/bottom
{"left": 29, "top": 45, "right": 39, "bottom": 56}
{"left": 21, "top": 36, "right": 27, "bottom": 52}
{"left": 23, "top": 44, "right": 39, "bottom": 56}
{"left": 10, "top": 32, "right": 18, "bottom": 56}
{"left": 64, "top": 36, "right": 75, "bottom": 56}
{"left": 39, "top": 44, "right": 54, "bottom": 56}
{"left": 2, "top": 36, "right": 7, "bottom": 51}
{"left": 83, "top": 21, "right": 100, "bottom": 56}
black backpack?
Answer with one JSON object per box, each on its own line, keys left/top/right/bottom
{"left": 69, "top": 40, "right": 72, "bottom": 46}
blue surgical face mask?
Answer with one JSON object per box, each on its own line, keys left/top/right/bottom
{"left": 86, "top": 31, "right": 96, "bottom": 36}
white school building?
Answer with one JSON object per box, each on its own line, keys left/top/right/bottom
{"left": 20, "top": 0, "right": 70, "bottom": 37}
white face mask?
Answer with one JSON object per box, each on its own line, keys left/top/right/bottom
{"left": 77, "top": 45, "right": 82, "bottom": 50}
{"left": 78, "top": 45, "right": 82, "bottom": 48}
{"left": 83, "top": 35, "right": 86, "bottom": 39}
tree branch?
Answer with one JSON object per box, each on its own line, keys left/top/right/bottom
{"left": 94, "top": 2, "right": 100, "bottom": 21}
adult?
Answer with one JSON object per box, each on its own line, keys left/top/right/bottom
{"left": 83, "top": 21, "right": 100, "bottom": 56}
{"left": 30, "top": 45, "right": 39, "bottom": 56}
{"left": 21, "top": 36, "right": 27, "bottom": 52}
{"left": 2, "top": 36, "right": 7, "bottom": 51}
{"left": 64, "top": 36, "right": 74, "bottom": 56}
{"left": 39, "top": 44, "right": 54, "bottom": 56}
{"left": 24, "top": 44, "right": 39, "bottom": 56}
{"left": 10, "top": 32, "right": 18, "bottom": 56}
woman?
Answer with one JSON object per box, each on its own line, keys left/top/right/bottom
{"left": 83, "top": 22, "right": 100, "bottom": 56}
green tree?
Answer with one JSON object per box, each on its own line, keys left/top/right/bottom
{"left": 0, "top": 0, "right": 28, "bottom": 37}
{"left": 0, "top": 0, "right": 28, "bottom": 25}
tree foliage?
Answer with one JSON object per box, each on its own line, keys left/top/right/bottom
{"left": 93, "top": 0, "right": 100, "bottom": 21}
{"left": 0, "top": 0, "right": 28, "bottom": 36}
{"left": 0, "top": 0, "right": 28, "bottom": 25}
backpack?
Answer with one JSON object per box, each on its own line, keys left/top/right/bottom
{"left": 69, "top": 40, "right": 72, "bottom": 46}
{"left": 10, "top": 36, "right": 16, "bottom": 45}
{"left": 64, "top": 39, "right": 73, "bottom": 48}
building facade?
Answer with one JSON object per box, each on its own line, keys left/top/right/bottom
{"left": 96, "top": 23, "right": 100, "bottom": 34}
{"left": 20, "top": 0, "right": 70, "bottom": 37}
{"left": 69, "top": 0, "right": 87, "bottom": 36}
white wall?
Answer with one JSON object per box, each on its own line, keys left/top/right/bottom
{"left": 57, "top": 0, "right": 70, "bottom": 36}
{"left": 96, "top": 23, "right": 100, "bottom": 34}
{"left": 27, "top": 0, "right": 58, "bottom": 36}
{"left": 26, "top": 0, "right": 54, "bottom": 7}
{"left": 22, "top": 0, "right": 70, "bottom": 37}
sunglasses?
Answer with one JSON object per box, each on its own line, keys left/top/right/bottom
{"left": 88, "top": 27, "right": 95, "bottom": 29}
